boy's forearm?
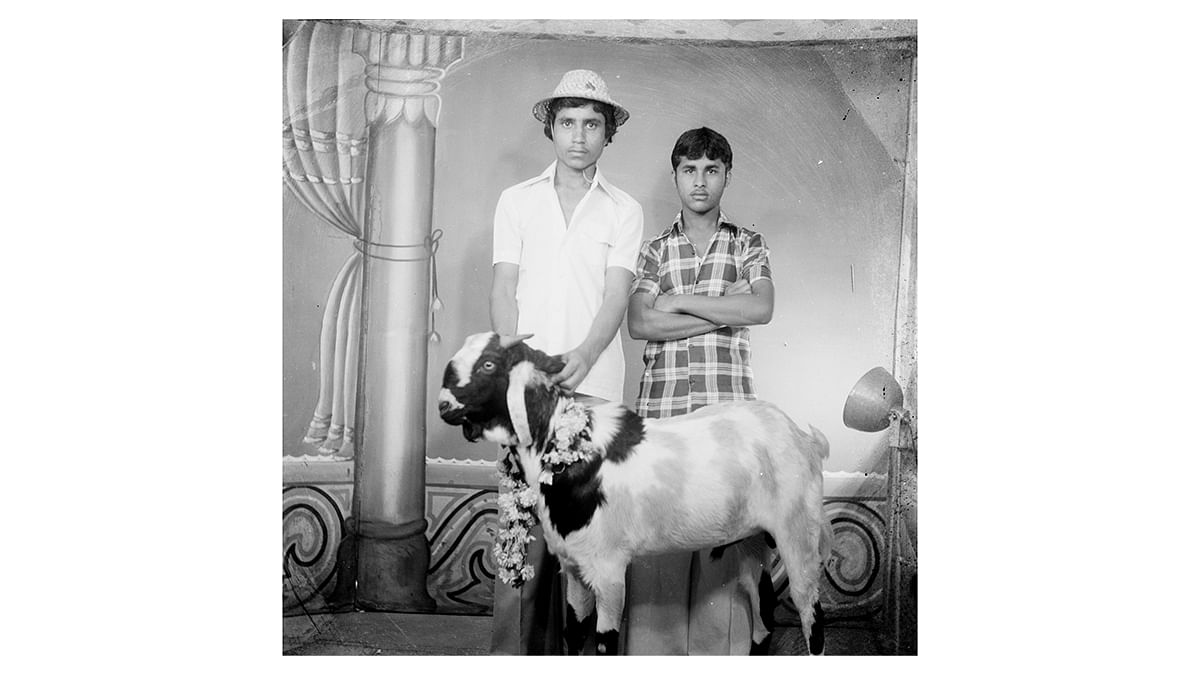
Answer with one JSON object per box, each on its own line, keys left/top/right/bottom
{"left": 578, "top": 296, "right": 626, "bottom": 360}
{"left": 638, "top": 309, "right": 722, "bottom": 340}
{"left": 629, "top": 295, "right": 722, "bottom": 341}
{"left": 578, "top": 269, "right": 634, "bottom": 359}
{"left": 489, "top": 264, "right": 520, "bottom": 335}
{"left": 661, "top": 292, "right": 772, "bottom": 326}
{"left": 490, "top": 295, "right": 519, "bottom": 335}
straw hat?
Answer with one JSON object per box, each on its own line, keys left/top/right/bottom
{"left": 532, "top": 69, "right": 630, "bottom": 127}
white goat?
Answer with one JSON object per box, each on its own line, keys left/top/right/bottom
{"left": 438, "top": 332, "right": 832, "bottom": 655}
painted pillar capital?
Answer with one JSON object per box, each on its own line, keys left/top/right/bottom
{"left": 355, "top": 32, "right": 464, "bottom": 127}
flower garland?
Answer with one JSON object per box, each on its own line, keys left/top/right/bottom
{"left": 493, "top": 399, "right": 595, "bottom": 588}
{"left": 493, "top": 471, "right": 538, "bottom": 587}
{"left": 539, "top": 400, "right": 593, "bottom": 484}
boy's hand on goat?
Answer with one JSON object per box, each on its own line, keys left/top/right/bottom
{"left": 551, "top": 347, "right": 598, "bottom": 392}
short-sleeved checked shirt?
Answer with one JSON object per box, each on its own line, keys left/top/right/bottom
{"left": 633, "top": 212, "right": 772, "bottom": 418}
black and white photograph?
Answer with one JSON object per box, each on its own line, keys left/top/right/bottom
{"left": 11, "top": 4, "right": 1200, "bottom": 670}
{"left": 282, "top": 18, "right": 917, "bottom": 656}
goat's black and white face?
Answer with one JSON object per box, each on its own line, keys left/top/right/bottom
{"left": 437, "top": 332, "right": 564, "bottom": 444}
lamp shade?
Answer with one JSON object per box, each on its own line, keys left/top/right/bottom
{"left": 843, "top": 367, "right": 904, "bottom": 432}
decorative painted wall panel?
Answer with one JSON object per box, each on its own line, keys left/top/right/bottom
{"left": 283, "top": 482, "right": 353, "bottom": 614}
{"left": 426, "top": 486, "right": 497, "bottom": 613}
{"left": 283, "top": 460, "right": 889, "bottom": 620}
{"left": 423, "top": 458, "right": 499, "bottom": 614}
{"left": 766, "top": 476, "right": 888, "bottom": 623}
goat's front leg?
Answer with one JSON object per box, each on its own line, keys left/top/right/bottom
{"left": 563, "top": 568, "right": 595, "bottom": 655}
{"left": 590, "top": 562, "right": 628, "bottom": 655}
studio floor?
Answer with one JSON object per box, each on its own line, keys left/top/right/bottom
{"left": 283, "top": 610, "right": 885, "bottom": 656}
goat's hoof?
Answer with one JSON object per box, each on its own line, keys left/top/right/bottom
{"left": 596, "top": 630, "right": 619, "bottom": 655}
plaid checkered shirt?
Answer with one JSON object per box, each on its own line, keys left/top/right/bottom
{"left": 632, "top": 213, "right": 772, "bottom": 418}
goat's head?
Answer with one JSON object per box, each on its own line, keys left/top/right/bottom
{"left": 437, "top": 332, "right": 565, "bottom": 446}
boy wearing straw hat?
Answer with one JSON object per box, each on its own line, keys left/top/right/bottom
{"left": 489, "top": 69, "right": 644, "bottom": 655}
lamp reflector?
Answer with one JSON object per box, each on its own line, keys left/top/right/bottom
{"left": 843, "top": 367, "right": 904, "bottom": 432}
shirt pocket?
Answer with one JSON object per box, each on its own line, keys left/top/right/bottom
{"left": 580, "top": 220, "right": 617, "bottom": 247}
{"left": 576, "top": 221, "right": 616, "bottom": 274}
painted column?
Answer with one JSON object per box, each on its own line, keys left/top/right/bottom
{"left": 352, "top": 29, "right": 463, "bottom": 612}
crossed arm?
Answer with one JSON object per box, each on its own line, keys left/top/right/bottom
{"left": 627, "top": 278, "right": 775, "bottom": 341}
{"left": 491, "top": 262, "right": 635, "bottom": 391}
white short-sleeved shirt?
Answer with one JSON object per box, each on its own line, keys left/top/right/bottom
{"left": 493, "top": 162, "right": 644, "bottom": 402}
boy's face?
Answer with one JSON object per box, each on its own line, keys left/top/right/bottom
{"left": 551, "top": 103, "right": 607, "bottom": 173}
{"left": 673, "top": 155, "right": 729, "bottom": 216}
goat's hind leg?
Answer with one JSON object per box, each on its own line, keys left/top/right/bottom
{"left": 563, "top": 568, "right": 595, "bottom": 655}
{"left": 734, "top": 535, "right": 774, "bottom": 655}
{"left": 775, "top": 530, "right": 827, "bottom": 655}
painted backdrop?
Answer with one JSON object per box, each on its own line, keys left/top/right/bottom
{"left": 284, "top": 24, "right": 915, "bottom": 627}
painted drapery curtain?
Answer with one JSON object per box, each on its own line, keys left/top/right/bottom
{"left": 283, "top": 22, "right": 368, "bottom": 457}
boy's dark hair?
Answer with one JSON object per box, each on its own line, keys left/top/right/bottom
{"left": 542, "top": 97, "right": 619, "bottom": 145}
{"left": 670, "top": 127, "right": 733, "bottom": 171}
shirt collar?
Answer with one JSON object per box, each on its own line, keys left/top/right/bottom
{"left": 534, "top": 161, "right": 616, "bottom": 199}
{"left": 661, "top": 211, "right": 734, "bottom": 239}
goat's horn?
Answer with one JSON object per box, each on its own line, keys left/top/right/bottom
{"left": 498, "top": 333, "right": 534, "bottom": 349}
{"left": 506, "top": 361, "right": 535, "bottom": 448}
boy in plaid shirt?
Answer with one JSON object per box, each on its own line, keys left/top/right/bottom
{"left": 624, "top": 127, "right": 777, "bottom": 654}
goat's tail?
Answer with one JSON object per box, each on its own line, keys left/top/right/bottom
{"left": 808, "top": 424, "right": 830, "bottom": 460}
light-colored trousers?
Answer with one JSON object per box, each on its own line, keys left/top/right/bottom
{"left": 622, "top": 538, "right": 769, "bottom": 655}
{"left": 489, "top": 522, "right": 565, "bottom": 655}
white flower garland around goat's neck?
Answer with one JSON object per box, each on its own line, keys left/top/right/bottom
{"left": 493, "top": 399, "right": 595, "bottom": 588}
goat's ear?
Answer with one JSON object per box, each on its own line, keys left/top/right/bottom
{"left": 514, "top": 341, "right": 563, "bottom": 375}
{"left": 498, "top": 333, "right": 534, "bottom": 349}
{"left": 506, "top": 361, "right": 536, "bottom": 448}
{"left": 537, "top": 352, "right": 566, "bottom": 376}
